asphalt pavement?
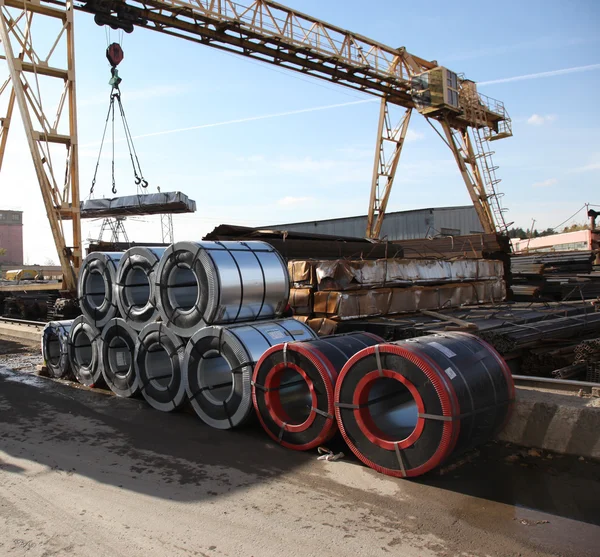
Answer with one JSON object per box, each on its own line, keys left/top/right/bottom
{"left": 0, "top": 361, "right": 599, "bottom": 557}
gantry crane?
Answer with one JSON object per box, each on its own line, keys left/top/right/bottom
{"left": 0, "top": 0, "right": 512, "bottom": 294}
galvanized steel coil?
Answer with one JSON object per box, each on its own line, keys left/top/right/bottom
{"left": 334, "top": 332, "right": 515, "bottom": 478}
{"left": 134, "top": 322, "right": 187, "bottom": 412}
{"left": 155, "top": 241, "right": 289, "bottom": 338}
{"left": 41, "top": 320, "right": 73, "bottom": 379}
{"left": 67, "top": 316, "right": 104, "bottom": 387}
{"left": 78, "top": 252, "right": 123, "bottom": 328}
{"left": 184, "top": 318, "right": 316, "bottom": 430}
{"left": 100, "top": 318, "right": 139, "bottom": 398}
{"left": 115, "top": 246, "right": 165, "bottom": 331}
{"left": 252, "top": 332, "right": 383, "bottom": 451}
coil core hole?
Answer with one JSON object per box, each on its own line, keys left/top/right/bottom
{"left": 363, "top": 377, "right": 418, "bottom": 441}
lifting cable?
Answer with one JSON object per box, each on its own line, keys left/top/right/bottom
{"left": 90, "top": 43, "right": 148, "bottom": 197}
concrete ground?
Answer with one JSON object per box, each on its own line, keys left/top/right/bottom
{"left": 0, "top": 341, "right": 599, "bottom": 557}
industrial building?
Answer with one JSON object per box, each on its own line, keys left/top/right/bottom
{"left": 0, "top": 210, "right": 23, "bottom": 265}
{"left": 511, "top": 230, "right": 598, "bottom": 253}
{"left": 264, "top": 205, "right": 483, "bottom": 241}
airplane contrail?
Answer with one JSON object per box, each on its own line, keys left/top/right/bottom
{"left": 80, "top": 98, "right": 377, "bottom": 147}
{"left": 132, "top": 98, "right": 377, "bottom": 141}
{"left": 478, "top": 63, "right": 600, "bottom": 86}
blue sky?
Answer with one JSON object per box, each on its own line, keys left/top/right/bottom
{"left": 1, "top": 0, "right": 599, "bottom": 264}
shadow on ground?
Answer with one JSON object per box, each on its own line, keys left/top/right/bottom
{"left": 0, "top": 367, "right": 312, "bottom": 504}
{"left": 1, "top": 364, "right": 599, "bottom": 532}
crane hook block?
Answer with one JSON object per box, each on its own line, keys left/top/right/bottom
{"left": 106, "top": 43, "right": 124, "bottom": 68}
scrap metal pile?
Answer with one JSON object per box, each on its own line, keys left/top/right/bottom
{"left": 40, "top": 241, "right": 514, "bottom": 478}
{"left": 510, "top": 251, "right": 600, "bottom": 300}
{"left": 288, "top": 258, "right": 506, "bottom": 335}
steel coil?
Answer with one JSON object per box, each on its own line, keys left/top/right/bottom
{"left": 184, "top": 318, "right": 316, "bottom": 430}
{"left": 134, "top": 322, "right": 187, "bottom": 412}
{"left": 335, "top": 332, "right": 515, "bottom": 478}
{"left": 155, "top": 241, "right": 289, "bottom": 338}
{"left": 78, "top": 252, "right": 123, "bottom": 328}
{"left": 41, "top": 320, "right": 73, "bottom": 379}
{"left": 253, "top": 332, "right": 383, "bottom": 451}
{"left": 115, "top": 246, "right": 165, "bottom": 331}
{"left": 100, "top": 318, "right": 139, "bottom": 398}
{"left": 67, "top": 316, "right": 104, "bottom": 387}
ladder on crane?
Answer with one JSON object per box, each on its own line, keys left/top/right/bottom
{"left": 471, "top": 128, "right": 511, "bottom": 236}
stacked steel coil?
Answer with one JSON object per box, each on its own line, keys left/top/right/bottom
{"left": 155, "top": 240, "right": 290, "bottom": 337}
{"left": 78, "top": 252, "right": 123, "bottom": 328}
{"left": 56, "top": 241, "right": 296, "bottom": 413}
{"left": 41, "top": 320, "right": 74, "bottom": 379}
{"left": 184, "top": 318, "right": 316, "bottom": 429}
{"left": 40, "top": 241, "right": 516, "bottom": 479}
{"left": 100, "top": 318, "right": 139, "bottom": 397}
{"left": 67, "top": 315, "right": 103, "bottom": 387}
{"left": 114, "top": 246, "right": 165, "bottom": 331}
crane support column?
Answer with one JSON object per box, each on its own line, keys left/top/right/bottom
{"left": 0, "top": 0, "right": 81, "bottom": 292}
{"left": 0, "top": 83, "right": 15, "bottom": 171}
{"left": 366, "top": 100, "right": 412, "bottom": 239}
{"left": 440, "top": 121, "right": 496, "bottom": 235}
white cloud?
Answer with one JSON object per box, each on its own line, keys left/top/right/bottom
{"left": 275, "top": 157, "right": 339, "bottom": 173}
{"left": 527, "top": 114, "right": 556, "bottom": 126}
{"left": 276, "top": 196, "right": 315, "bottom": 207}
{"left": 532, "top": 178, "right": 558, "bottom": 188}
{"left": 571, "top": 154, "right": 600, "bottom": 173}
{"left": 406, "top": 129, "right": 425, "bottom": 142}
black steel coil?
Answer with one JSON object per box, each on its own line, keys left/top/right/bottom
{"left": 252, "top": 332, "right": 383, "bottom": 451}
{"left": 335, "top": 332, "right": 514, "bottom": 478}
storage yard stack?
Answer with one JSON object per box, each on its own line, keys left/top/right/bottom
{"left": 288, "top": 258, "right": 506, "bottom": 336}
{"left": 39, "top": 240, "right": 517, "bottom": 478}
{"left": 510, "top": 251, "right": 598, "bottom": 300}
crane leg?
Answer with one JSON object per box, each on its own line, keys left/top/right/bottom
{"left": 440, "top": 121, "right": 496, "bottom": 235}
{"left": 0, "top": 2, "right": 81, "bottom": 293}
{"left": 0, "top": 84, "right": 16, "bottom": 172}
{"left": 366, "top": 99, "right": 412, "bottom": 239}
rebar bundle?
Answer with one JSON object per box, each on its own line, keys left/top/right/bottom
{"left": 480, "top": 313, "right": 600, "bottom": 354}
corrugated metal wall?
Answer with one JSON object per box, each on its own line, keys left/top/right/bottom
{"left": 264, "top": 206, "right": 482, "bottom": 241}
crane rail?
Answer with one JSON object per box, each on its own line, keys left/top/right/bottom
{"left": 0, "top": 317, "right": 47, "bottom": 329}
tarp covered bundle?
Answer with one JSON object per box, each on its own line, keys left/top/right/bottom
{"left": 80, "top": 192, "right": 196, "bottom": 218}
